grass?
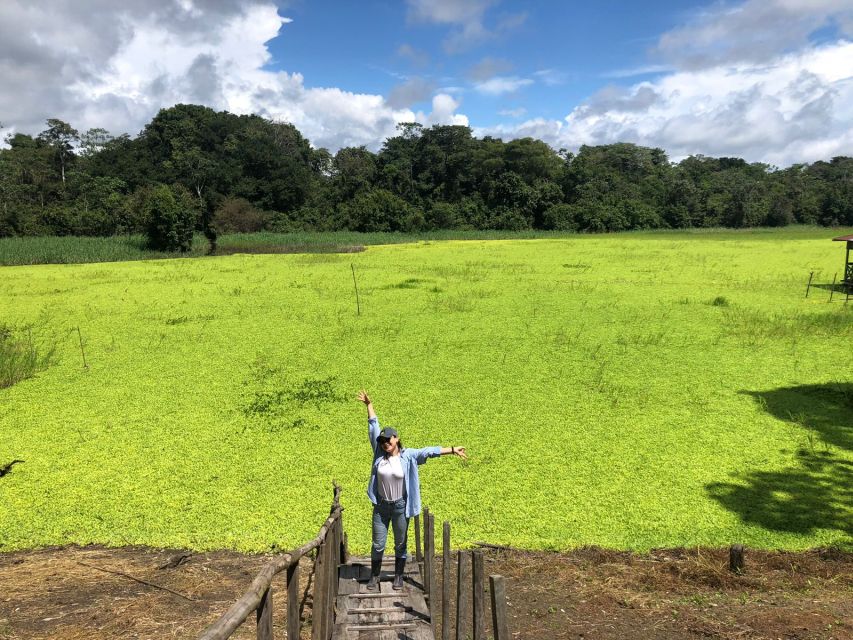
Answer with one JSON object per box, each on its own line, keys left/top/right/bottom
{"left": 0, "top": 225, "right": 846, "bottom": 266}
{"left": 0, "top": 324, "right": 55, "bottom": 389}
{"left": 0, "top": 227, "right": 851, "bottom": 554}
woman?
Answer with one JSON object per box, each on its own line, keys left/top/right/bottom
{"left": 358, "top": 390, "right": 467, "bottom": 590}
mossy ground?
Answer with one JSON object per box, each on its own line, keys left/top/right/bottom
{"left": 1, "top": 228, "right": 851, "bottom": 553}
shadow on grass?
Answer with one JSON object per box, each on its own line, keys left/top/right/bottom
{"left": 706, "top": 383, "right": 853, "bottom": 538}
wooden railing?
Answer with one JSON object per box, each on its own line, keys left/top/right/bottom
{"left": 417, "top": 507, "right": 511, "bottom": 640}
{"left": 200, "top": 483, "right": 345, "bottom": 640}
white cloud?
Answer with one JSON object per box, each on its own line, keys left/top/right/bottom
{"left": 405, "top": 0, "right": 524, "bottom": 53}
{"left": 481, "top": 41, "right": 853, "bottom": 166}
{"left": 387, "top": 77, "right": 437, "bottom": 109}
{"left": 602, "top": 64, "right": 673, "bottom": 79}
{"left": 475, "top": 76, "right": 534, "bottom": 95}
{"left": 654, "top": 0, "right": 853, "bottom": 69}
{"left": 533, "top": 69, "right": 566, "bottom": 86}
{"left": 396, "top": 43, "right": 430, "bottom": 68}
{"left": 421, "top": 94, "right": 470, "bottom": 127}
{"left": 0, "top": 1, "right": 467, "bottom": 152}
{"left": 467, "top": 56, "right": 514, "bottom": 81}
{"left": 498, "top": 107, "right": 527, "bottom": 118}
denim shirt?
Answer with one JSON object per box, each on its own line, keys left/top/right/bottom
{"left": 367, "top": 416, "right": 441, "bottom": 518}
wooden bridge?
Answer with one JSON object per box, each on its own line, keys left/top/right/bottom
{"left": 334, "top": 556, "right": 431, "bottom": 639}
{"left": 200, "top": 484, "right": 510, "bottom": 640}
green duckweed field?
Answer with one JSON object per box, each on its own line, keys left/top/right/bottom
{"left": 1, "top": 228, "right": 851, "bottom": 553}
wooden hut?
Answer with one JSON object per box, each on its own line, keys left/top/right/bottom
{"left": 833, "top": 234, "right": 853, "bottom": 290}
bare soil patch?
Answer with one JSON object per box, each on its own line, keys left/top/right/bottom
{"left": 0, "top": 545, "right": 850, "bottom": 639}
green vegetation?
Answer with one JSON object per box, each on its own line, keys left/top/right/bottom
{"left": 0, "top": 228, "right": 851, "bottom": 554}
{"left": 2, "top": 106, "right": 852, "bottom": 241}
{"left": 0, "top": 325, "right": 54, "bottom": 389}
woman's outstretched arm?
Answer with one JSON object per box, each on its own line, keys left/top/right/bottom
{"left": 412, "top": 445, "right": 467, "bottom": 464}
{"left": 358, "top": 389, "right": 377, "bottom": 420}
{"left": 358, "top": 389, "right": 379, "bottom": 448}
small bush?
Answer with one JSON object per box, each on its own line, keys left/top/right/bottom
{"left": 0, "top": 325, "right": 54, "bottom": 389}
{"left": 135, "top": 184, "right": 199, "bottom": 252}
{"left": 543, "top": 203, "right": 578, "bottom": 231}
{"left": 213, "top": 197, "right": 271, "bottom": 233}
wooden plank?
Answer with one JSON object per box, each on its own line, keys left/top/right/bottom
{"left": 312, "top": 544, "right": 327, "bottom": 640}
{"left": 489, "top": 575, "right": 509, "bottom": 640}
{"left": 337, "top": 577, "right": 361, "bottom": 596}
{"left": 346, "top": 623, "right": 418, "bottom": 631}
{"left": 455, "top": 551, "right": 470, "bottom": 640}
{"left": 348, "top": 606, "right": 419, "bottom": 614}
{"left": 414, "top": 514, "right": 422, "bottom": 563}
{"left": 327, "top": 524, "right": 339, "bottom": 635}
{"left": 257, "top": 586, "right": 273, "bottom": 640}
{"left": 287, "top": 563, "right": 300, "bottom": 640}
{"left": 331, "top": 623, "right": 358, "bottom": 640}
{"left": 403, "top": 588, "right": 432, "bottom": 625}
{"left": 424, "top": 513, "right": 434, "bottom": 601}
{"left": 441, "top": 522, "right": 451, "bottom": 640}
{"left": 472, "top": 551, "right": 484, "bottom": 640}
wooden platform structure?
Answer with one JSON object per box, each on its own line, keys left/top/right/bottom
{"left": 334, "top": 557, "right": 432, "bottom": 640}
{"left": 200, "top": 486, "right": 510, "bottom": 640}
{"left": 833, "top": 234, "right": 853, "bottom": 290}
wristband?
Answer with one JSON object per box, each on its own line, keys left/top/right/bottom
{"left": 451, "top": 446, "right": 456, "bottom": 454}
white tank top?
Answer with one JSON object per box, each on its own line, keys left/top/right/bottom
{"left": 376, "top": 455, "right": 405, "bottom": 501}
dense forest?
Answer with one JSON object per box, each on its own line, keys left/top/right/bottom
{"left": 1, "top": 104, "right": 851, "bottom": 248}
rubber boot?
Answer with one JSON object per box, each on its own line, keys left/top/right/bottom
{"left": 392, "top": 557, "right": 406, "bottom": 590}
{"left": 366, "top": 555, "right": 382, "bottom": 590}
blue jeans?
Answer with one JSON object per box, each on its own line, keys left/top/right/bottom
{"left": 371, "top": 498, "right": 409, "bottom": 561}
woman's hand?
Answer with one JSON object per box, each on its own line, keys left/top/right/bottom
{"left": 358, "top": 390, "right": 377, "bottom": 419}
{"left": 441, "top": 446, "right": 468, "bottom": 459}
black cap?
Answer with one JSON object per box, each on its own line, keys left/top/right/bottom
{"left": 378, "top": 427, "right": 398, "bottom": 440}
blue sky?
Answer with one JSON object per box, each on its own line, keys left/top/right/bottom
{"left": 1, "top": 0, "right": 852, "bottom": 165}
{"left": 269, "top": 0, "right": 707, "bottom": 125}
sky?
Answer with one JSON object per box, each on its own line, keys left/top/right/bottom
{"left": 1, "top": 0, "right": 852, "bottom": 166}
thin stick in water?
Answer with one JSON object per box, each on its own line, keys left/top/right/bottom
{"left": 351, "top": 264, "right": 361, "bottom": 316}
{"left": 76, "top": 326, "right": 88, "bottom": 369}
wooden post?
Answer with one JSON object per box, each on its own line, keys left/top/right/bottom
{"left": 414, "top": 514, "right": 423, "bottom": 563}
{"left": 489, "top": 575, "right": 509, "bottom": 640}
{"left": 424, "top": 512, "right": 435, "bottom": 600}
{"left": 442, "top": 521, "right": 451, "bottom": 640}
{"left": 829, "top": 273, "right": 837, "bottom": 302}
{"left": 287, "top": 561, "right": 301, "bottom": 640}
{"left": 325, "top": 524, "right": 335, "bottom": 637}
{"left": 351, "top": 264, "right": 361, "bottom": 316}
{"left": 341, "top": 531, "right": 349, "bottom": 565}
{"left": 76, "top": 326, "right": 88, "bottom": 369}
{"left": 257, "top": 585, "right": 273, "bottom": 640}
{"left": 805, "top": 271, "right": 814, "bottom": 298}
{"left": 472, "top": 550, "right": 485, "bottom": 640}
{"left": 729, "top": 544, "right": 745, "bottom": 573}
{"left": 455, "top": 551, "right": 471, "bottom": 640}
{"left": 311, "top": 541, "right": 326, "bottom": 640}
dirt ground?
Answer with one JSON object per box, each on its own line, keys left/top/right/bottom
{"left": 0, "top": 545, "right": 850, "bottom": 640}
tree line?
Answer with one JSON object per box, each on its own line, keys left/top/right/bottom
{"left": 1, "top": 104, "right": 851, "bottom": 250}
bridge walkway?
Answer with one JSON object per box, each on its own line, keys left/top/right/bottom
{"left": 332, "top": 556, "right": 433, "bottom": 640}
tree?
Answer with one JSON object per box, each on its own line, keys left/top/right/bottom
{"left": 135, "top": 184, "right": 199, "bottom": 251}
{"left": 37, "top": 119, "right": 79, "bottom": 186}
{"left": 79, "top": 128, "right": 113, "bottom": 158}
